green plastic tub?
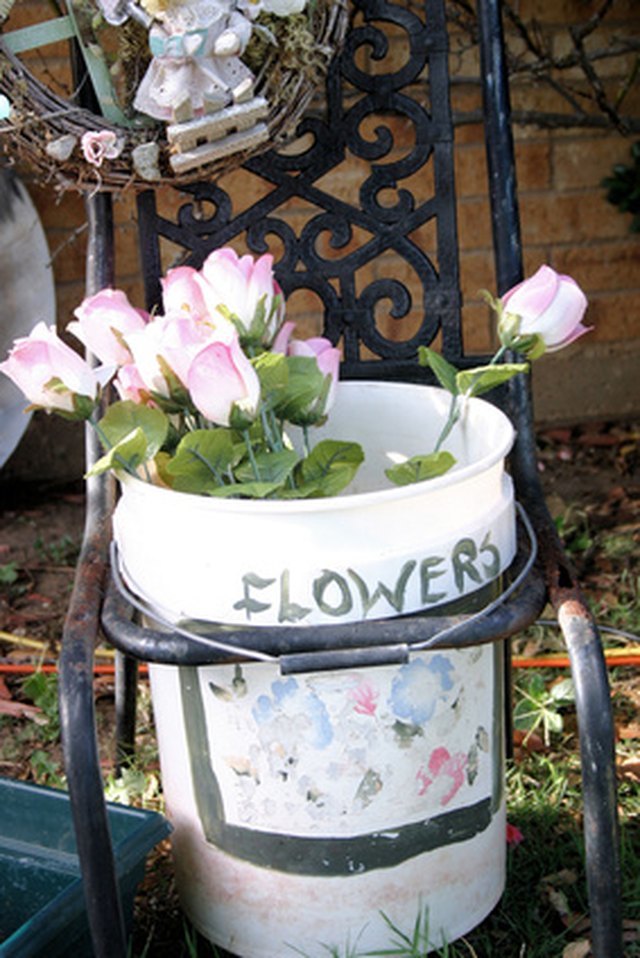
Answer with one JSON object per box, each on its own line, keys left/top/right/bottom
{"left": 0, "top": 776, "right": 170, "bottom": 957}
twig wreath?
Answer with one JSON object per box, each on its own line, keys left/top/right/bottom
{"left": 0, "top": 0, "right": 347, "bottom": 191}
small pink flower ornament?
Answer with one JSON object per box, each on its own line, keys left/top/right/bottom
{"left": 81, "top": 131, "right": 124, "bottom": 168}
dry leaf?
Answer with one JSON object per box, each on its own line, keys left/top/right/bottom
{"left": 0, "top": 699, "right": 43, "bottom": 720}
{"left": 618, "top": 758, "right": 640, "bottom": 783}
{"left": 563, "top": 939, "right": 591, "bottom": 958}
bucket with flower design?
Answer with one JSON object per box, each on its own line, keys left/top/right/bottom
{"left": 1, "top": 258, "right": 590, "bottom": 955}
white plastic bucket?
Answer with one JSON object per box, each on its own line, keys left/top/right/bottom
{"left": 150, "top": 644, "right": 506, "bottom": 956}
{"left": 113, "top": 382, "right": 516, "bottom": 628}
{"left": 115, "top": 381, "right": 516, "bottom": 955}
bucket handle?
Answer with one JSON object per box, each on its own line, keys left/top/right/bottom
{"left": 109, "top": 503, "right": 538, "bottom": 673}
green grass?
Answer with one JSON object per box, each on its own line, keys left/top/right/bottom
{"left": 2, "top": 497, "right": 637, "bottom": 958}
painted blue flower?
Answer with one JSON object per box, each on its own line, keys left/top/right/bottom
{"left": 252, "top": 676, "right": 333, "bottom": 749}
{"left": 389, "top": 655, "right": 455, "bottom": 726}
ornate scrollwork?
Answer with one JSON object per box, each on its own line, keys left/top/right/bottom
{"left": 141, "top": 0, "right": 465, "bottom": 376}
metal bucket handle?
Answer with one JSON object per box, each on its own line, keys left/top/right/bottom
{"left": 108, "top": 503, "right": 538, "bottom": 673}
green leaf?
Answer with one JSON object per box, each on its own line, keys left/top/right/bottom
{"left": 86, "top": 427, "right": 150, "bottom": 477}
{"left": 234, "top": 448, "right": 299, "bottom": 486}
{"left": 253, "top": 350, "right": 289, "bottom": 400}
{"left": 164, "top": 429, "right": 239, "bottom": 493}
{"left": 417, "top": 346, "right": 459, "bottom": 394}
{"left": 294, "top": 440, "right": 364, "bottom": 498}
{"left": 385, "top": 450, "right": 456, "bottom": 486}
{"left": 550, "top": 677, "right": 575, "bottom": 704}
{"left": 271, "top": 355, "right": 325, "bottom": 423}
{"left": 515, "top": 333, "right": 546, "bottom": 361}
{"left": 455, "top": 362, "right": 529, "bottom": 397}
{"left": 207, "top": 479, "right": 285, "bottom": 499}
{"left": 98, "top": 400, "right": 168, "bottom": 455}
{"left": 0, "top": 562, "right": 19, "bottom": 585}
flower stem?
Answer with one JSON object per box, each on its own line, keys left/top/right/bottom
{"left": 243, "top": 430, "right": 261, "bottom": 482}
{"left": 433, "top": 392, "right": 460, "bottom": 453}
{"left": 433, "top": 343, "right": 509, "bottom": 455}
{"left": 302, "top": 424, "right": 311, "bottom": 458}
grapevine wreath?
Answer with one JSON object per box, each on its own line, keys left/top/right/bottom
{"left": 0, "top": 0, "right": 348, "bottom": 190}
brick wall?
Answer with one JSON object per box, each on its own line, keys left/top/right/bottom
{"left": 3, "top": 0, "right": 639, "bottom": 479}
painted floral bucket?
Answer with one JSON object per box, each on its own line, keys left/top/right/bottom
{"left": 114, "top": 381, "right": 516, "bottom": 956}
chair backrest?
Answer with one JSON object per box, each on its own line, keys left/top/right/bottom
{"left": 134, "top": 0, "right": 523, "bottom": 386}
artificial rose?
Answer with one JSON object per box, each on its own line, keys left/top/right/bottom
{"left": 68, "top": 289, "right": 148, "bottom": 366}
{"left": 500, "top": 265, "right": 590, "bottom": 353}
{"left": 114, "top": 363, "right": 150, "bottom": 404}
{"left": 288, "top": 335, "right": 341, "bottom": 413}
{"left": 80, "top": 130, "right": 123, "bottom": 168}
{"left": 161, "top": 266, "right": 209, "bottom": 320}
{"left": 197, "top": 248, "right": 285, "bottom": 347}
{"left": 124, "top": 314, "right": 234, "bottom": 398}
{"left": 271, "top": 320, "right": 296, "bottom": 355}
{"left": 0, "top": 321, "right": 110, "bottom": 417}
{"left": 187, "top": 333, "right": 260, "bottom": 427}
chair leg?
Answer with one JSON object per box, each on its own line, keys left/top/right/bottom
{"left": 59, "top": 512, "right": 128, "bottom": 958}
{"left": 559, "top": 601, "right": 624, "bottom": 958}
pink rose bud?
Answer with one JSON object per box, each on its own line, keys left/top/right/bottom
{"left": 271, "top": 320, "right": 296, "bottom": 355}
{"left": 197, "top": 247, "right": 285, "bottom": 346}
{"left": 68, "top": 288, "right": 148, "bottom": 366}
{"left": 161, "top": 266, "right": 209, "bottom": 320}
{"left": 187, "top": 333, "right": 260, "bottom": 427}
{"left": 501, "top": 265, "right": 591, "bottom": 352}
{"left": 114, "top": 363, "right": 150, "bottom": 404}
{"left": 0, "top": 321, "right": 110, "bottom": 417}
{"left": 288, "top": 336, "right": 341, "bottom": 412}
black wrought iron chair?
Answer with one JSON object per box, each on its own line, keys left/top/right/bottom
{"left": 58, "top": 1, "right": 623, "bottom": 956}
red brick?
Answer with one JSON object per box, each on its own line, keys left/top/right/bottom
{"left": 553, "top": 136, "right": 632, "bottom": 191}
{"left": 461, "top": 302, "right": 495, "bottom": 356}
{"left": 456, "top": 197, "right": 493, "bottom": 250}
{"left": 515, "top": 140, "right": 552, "bottom": 191}
{"left": 515, "top": 0, "right": 640, "bottom": 25}
{"left": 454, "top": 145, "right": 488, "bottom": 198}
{"left": 47, "top": 228, "right": 87, "bottom": 284}
{"left": 553, "top": 240, "right": 640, "bottom": 293}
{"left": 582, "top": 291, "right": 640, "bottom": 343}
{"left": 519, "top": 191, "right": 630, "bottom": 246}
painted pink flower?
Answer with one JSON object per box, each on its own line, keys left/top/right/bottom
{"left": 0, "top": 321, "right": 110, "bottom": 417}
{"left": 416, "top": 747, "right": 467, "bottom": 806}
{"left": 501, "top": 265, "right": 591, "bottom": 352}
{"left": 350, "top": 681, "right": 378, "bottom": 716}
{"left": 187, "top": 332, "right": 260, "bottom": 427}
{"left": 197, "top": 248, "right": 285, "bottom": 346}
{"left": 68, "top": 288, "right": 148, "bottom": 366}
{"left": 80, "top": 130, "right": 123, "bottom": 168}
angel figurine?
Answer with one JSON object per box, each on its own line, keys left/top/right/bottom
{"left": 133, "top": 0, "right": 260, "bottom": 121}
{"left": 97, "top": 0, "right": 270, "bottom": 172}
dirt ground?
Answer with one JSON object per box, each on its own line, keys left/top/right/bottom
{"left": 0, "top": 419, "right": 638, "bottom": 955}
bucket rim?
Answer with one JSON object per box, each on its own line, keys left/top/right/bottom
{"left": 116, "top": 381, "right": 515, "bottom": 515}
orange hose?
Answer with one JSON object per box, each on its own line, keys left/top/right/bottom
{"left": 0, "top": 650, "right": 638, "bottom": 675}
{"left": 513, "top": 654, "right": 640, "bottom": 668}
